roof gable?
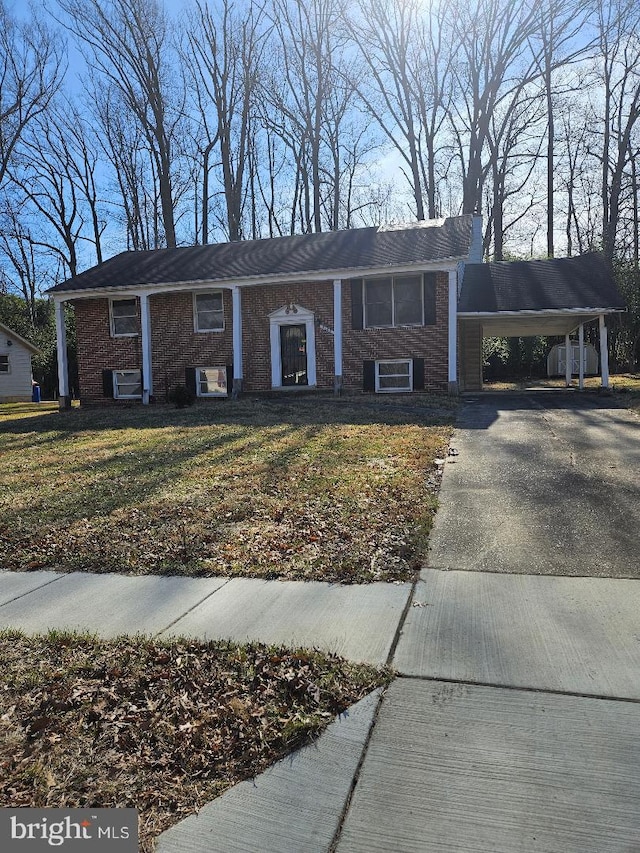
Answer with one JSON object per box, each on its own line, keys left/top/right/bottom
{"left": 0, "top": 322, "right": 41, "bottom": 355}
{"left": 48, "top": 216, "right": 473, "bottom": 295}
{"left": 459, "top": 254, "right": 626, "bottom": 314}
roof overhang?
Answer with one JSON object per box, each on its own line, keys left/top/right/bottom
{"left": 458, "top": 307, "right": 624, "bottom": 337}
{"left": 48, "top": 257, "right": 465, "bottom": 301}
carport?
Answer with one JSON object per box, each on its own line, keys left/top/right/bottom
{"left": 457, "top": 253, "right": 626, "bottom": 391}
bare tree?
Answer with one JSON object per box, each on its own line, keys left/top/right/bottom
{"left": 185, "top": 0, "right": 268, "bottom": 243}
{"left": 261, "top": 0, "right": 354, "bottom": 233}
{"left": 0, "top": 4, "right": 64, "bottom": 189}
{"left": 595, "top": 0, "right": 640, "bottom": 262}
{"left": 0, "top": 202, "right": 41, "bottom": 324}
{"left": 446, "top": 0, "right": 549, "bottom": 215}
{"left": 346, "top": 0, "right": 453, "bottom": 221}
{"left": 57, "top": 0, "right": 183, "bottom": 248}
{"left": 531, "top": 0, "right": 596, "bottom": 257}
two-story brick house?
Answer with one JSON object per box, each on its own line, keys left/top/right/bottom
{"left": 48, "top": 215, "right": 624, "bottom": 406}
{"left": 49, "top": 216, "right": 482, "bottom": 405}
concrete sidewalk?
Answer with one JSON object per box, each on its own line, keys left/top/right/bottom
{"left": 0, "top": 570, "right": 410, "bottom": 666}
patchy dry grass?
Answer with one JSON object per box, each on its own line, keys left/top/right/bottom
{"left": 0, "top": 395, "right": 456, "bottom": 583}
{"left": 0, "top": 629, "right": 391, "bottom": 852}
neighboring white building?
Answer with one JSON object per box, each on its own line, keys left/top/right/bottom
{"left": 0, "top": 322, "right": 41, "bottom": 402}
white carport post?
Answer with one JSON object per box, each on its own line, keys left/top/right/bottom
{"left": 578, "top": 323, "right": 585, "bottom": 390}
{"left": 139, "top": 292, "right": 152, "bottom": 405}
{"left": 448, "top": 269, "right": 458, "bottom": 394}
{"left": 599, "top": 314, "right": 610, "bottom": 389}
{"left": 232, "top": 285, "right": 243, "bottom": 397}
{"left": 564, "top": 332, "right": 572, "bottom": 387}
{"left": 54, "top": 298, "right": 70, "bottom": 409}
{"left": 333, "top": 279, "right": 342, "bottom": 394}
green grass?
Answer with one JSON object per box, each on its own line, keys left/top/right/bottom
{"left": 0, "top": 394, "right": 456, "bottom": 583}
{"left": 0, "top": 629, "right": 391, "bottom": 852}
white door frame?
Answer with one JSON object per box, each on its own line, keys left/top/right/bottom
{"left": 269, "top": 304, "right": 317, "bottom": 388}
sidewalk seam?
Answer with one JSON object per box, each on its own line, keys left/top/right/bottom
{"left": 328, "top": 571, "right": 420, "bottom": 851}
{"left": 328, "top": 684, "right": 389, "bottom": 853}
{"left": 397, "top": 672, "right": 640, "bottom": 705}
{"left": 0, "top": 573, "right": 68, "bottom": 609}
{"left": 155, "top": 577, "right": 233, "bottom": 637}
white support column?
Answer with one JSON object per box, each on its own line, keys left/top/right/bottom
{"left": 333, "top": 279, "right": 342, "bottom": 394}
{"left": 599, "top": 314, "right": 610, "bottom": 389}
{"left": 578, "top": 323, "right": 585, "bottom": 390}
{"left": 54, "top": 298, "right": 70, "bottom": 408}
{"left": 232, "top": 286, "right": 243, "bottom": 397}
{"left": 139, "top": 292, "right": 152, "bottom": 405}
{"left": 565, "top": 332, "right": 572, "bottom": 387}
{"left": 448, "top": 269, "right": 458, "bottom": 393}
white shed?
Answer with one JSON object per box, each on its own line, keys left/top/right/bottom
{"left": 547, "top": 341, "right": 599, "bottom": 377}
{"left": 0, "top": 322, "right": 41, "bottom": 402}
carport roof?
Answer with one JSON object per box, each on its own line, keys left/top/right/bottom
{"left": 458, "top": 253, "right": 626, "bottom": 336}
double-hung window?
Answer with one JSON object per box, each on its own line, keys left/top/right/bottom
{"left": 0, "top": 354, "right": 9, "bottom": 373}
{"left": 113, "top": 369, "right": 142, "bottom": 399}
{"left": 364, "top": 275, "right": 423, "bottom": 328}
{"left": 110, "top": 298, "right": 138, "bottom": 336}
{"left": 194, "top": 292, "right": 224, "bottom": 332}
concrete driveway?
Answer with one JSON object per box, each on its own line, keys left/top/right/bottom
{"left": 337, "top": 393, "right": 640, "bottom": 853}
{"left": 428, "top": 393, "right": 640, "bottom": 577}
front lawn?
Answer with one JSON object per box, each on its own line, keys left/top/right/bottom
{"left": 0, "top": 630, "right": 390, "bottom": 852}
{"left": 0, "top": 395, "right": 456, "bottom": 583}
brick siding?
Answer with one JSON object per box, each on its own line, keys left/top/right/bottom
{"left": 342, "top": 271, "right": 450, "bottom": 392}
{"left": 73, "top": 271, "right": 451, "bottom": 403}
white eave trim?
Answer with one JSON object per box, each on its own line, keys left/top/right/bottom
{"left": 48, "top": 257, "right": 466, "bottom": 301}
{"left": 457, "top": 307, "right": 624, "bottom": 319}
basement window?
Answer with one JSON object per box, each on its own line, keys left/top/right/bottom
{"left": 375, "top": 359, "right": 413, "bottom": 393}
{"left": 110, "top": 298, "right": 138, "bottom": 337}
{"left": 113, "top": 369, "right": 142, "bottom": 399}
{"left": 0, "top": 354, "right": 9, "bottom": 373}
{"left": 197, "top": 366, "right": 228, "bottom": 397}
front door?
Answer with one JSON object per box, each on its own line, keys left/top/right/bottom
{"left": 280, "top": 324, "right": 308, "bottom": 385}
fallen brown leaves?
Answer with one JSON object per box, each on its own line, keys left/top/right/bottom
{"left": 0, "top": 630, "right": 391, "bottom": 852}
{"left": 0, "top": 395, "right": 456, "bottom": 582}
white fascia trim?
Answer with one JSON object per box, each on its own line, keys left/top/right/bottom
{"left": 457, "top": 307, "right": 623, "bottom": 319}
{"left": 48, "top": 258, "right": 465, "bottom": 301}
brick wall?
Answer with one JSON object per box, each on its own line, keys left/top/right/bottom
{"left": 150, "top": 290, "right": 233, "bottom": 400}
{"left": 73, "top": 271, "right": 451, "bottom": 403}
{"left": 241, "top": 281, "right": 334, "bottom": 391}
{"left": 342, "top": 272, "right": 450, "bottom": 392}
{"left": 74, "top": 299, "right": 142, "bottom": 404}
{"left": 74, "top": 292, "right": 234, "bottom": 404}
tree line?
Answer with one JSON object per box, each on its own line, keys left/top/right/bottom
{"left": 0, "top": 0, "right": 639, "bottom": 371}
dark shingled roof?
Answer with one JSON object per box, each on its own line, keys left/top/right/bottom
{"left": 459, "top": 253, "right": 626, "bottom": 313}
{"left": 49, "top": 216, "right": 473, "bottom": 293}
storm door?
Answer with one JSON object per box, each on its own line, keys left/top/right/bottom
{"left": 280, "top": 323, "right": 308, "bottom": 385}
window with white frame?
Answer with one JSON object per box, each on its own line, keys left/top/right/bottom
{"left": 194, "top": 291, "right": 224, "bottom": 332}
{"left": 197, "top": 366, "right": 228, "bottom": 396}
{"left": 375, "top": 359, "right": 413, "bottom": 393}
{"left": 364, "top": 274, "right": 423, "bottom": 328}
{"left": 0, "top": 354, "right": 9, "bottom": 373}
{"left": 113, "top": 369, "right": 142, "bottom": 399}
{"left": 110, "top": 298, "right": 138, "bottom": 336}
